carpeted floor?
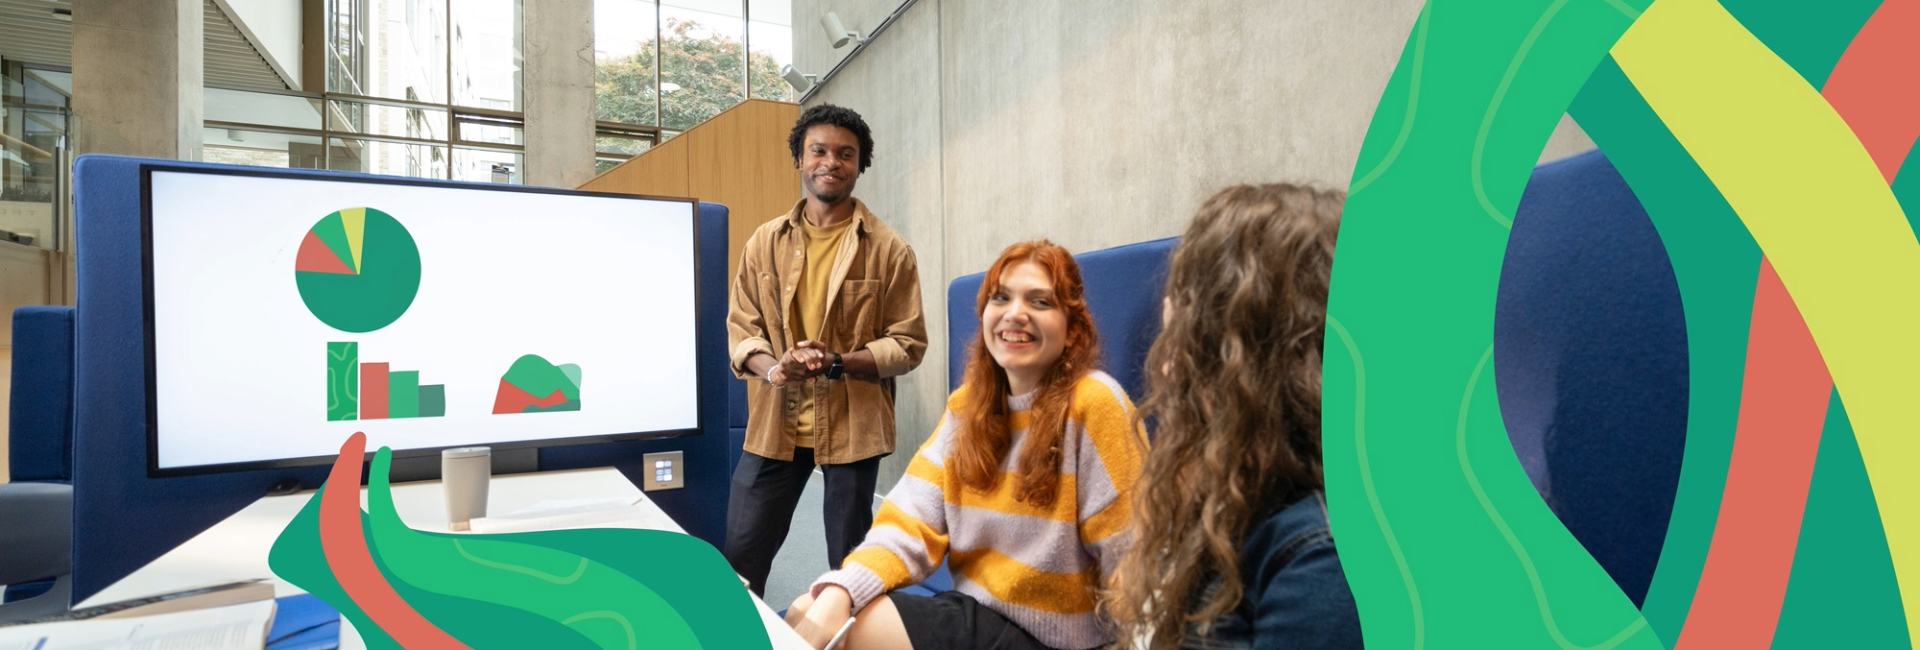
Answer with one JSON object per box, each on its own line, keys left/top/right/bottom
{"left": 760, "top": 470, "right": 886, "bottom": 611}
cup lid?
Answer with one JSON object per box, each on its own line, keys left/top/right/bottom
{"left": 442, "top": 446, "right": 491, "bottom": 459}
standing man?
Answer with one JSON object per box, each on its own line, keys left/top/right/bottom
{"left": 726, "top": 104, "right": 928, "bottom": 597}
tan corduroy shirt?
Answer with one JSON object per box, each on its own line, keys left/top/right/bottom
{"left": 727, "top": 198, "right": 928, "bottom": 464}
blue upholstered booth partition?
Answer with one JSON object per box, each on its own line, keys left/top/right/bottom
{"left": 10, "top": 306, "right": 76, "bottom": 482}
{"left": 1493, "top": 149, "right": 1688, "bottom": 607}
{"left": 727, "top": 374, "right": 749, "bottom": 473}
{"left": 69, "top": 156, "right": 735, "bottom": 603}
{"left": 945, "top": 238, "right": 1179, "bottom": 398}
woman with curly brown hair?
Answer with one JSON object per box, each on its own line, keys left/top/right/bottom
{"left": 786, "top": 240, "right": 1148, "bottom": 650}
{"left": 1108, "top": 184, "right": 1362, "bottom": 650}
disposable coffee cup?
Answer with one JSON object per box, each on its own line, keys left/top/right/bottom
{"left": 443, "top": 447, "right": 491, "bottom": 531}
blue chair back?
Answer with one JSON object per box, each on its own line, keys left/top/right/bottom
{"left": 10, "top": 306, "right": 76, "bottom": 483}
{"left": 1495, "top": 149, "right": 1688, "bottom": 606}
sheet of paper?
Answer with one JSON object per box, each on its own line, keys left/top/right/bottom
{"left": 467, "top": 503, "right": 661, "bottom": 534}
{"left": 0, "top": 599, "right": 273, "bottom": 650}
{"left": 504, "top": 497, "right": 639, "bottom": 518}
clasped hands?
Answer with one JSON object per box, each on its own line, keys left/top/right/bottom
{"left": 768, "top": 340, "right": 833, "bottom": 388}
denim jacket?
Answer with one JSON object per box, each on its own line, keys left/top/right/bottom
{"left": 1182, "top": 491, "right": 1364, "bottom": 650}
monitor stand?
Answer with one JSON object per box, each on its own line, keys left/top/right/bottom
{"left": 386, "top": 448, "right": 540, "bottom": 483}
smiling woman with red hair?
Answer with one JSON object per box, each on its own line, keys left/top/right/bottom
{"left": 786, "top": 240, "right": 1147, "bottom": 650}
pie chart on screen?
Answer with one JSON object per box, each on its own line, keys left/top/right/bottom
{"left": 295, "top": 207, "right": 422, "bottom": 333}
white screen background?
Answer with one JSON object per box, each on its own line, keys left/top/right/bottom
{"left": 149, "top": 171, "right": 700, "bottom": 469}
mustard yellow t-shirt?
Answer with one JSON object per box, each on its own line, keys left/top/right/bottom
{"left": 788, "top": 216, "right": 854, "bottom": 448}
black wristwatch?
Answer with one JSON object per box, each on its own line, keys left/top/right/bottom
{"left": 826, "top": 353, "right": 845, "bottom": 380}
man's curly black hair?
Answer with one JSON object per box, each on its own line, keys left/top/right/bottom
{"left": 788, "top": 104, "right": 875, "bottom": 173}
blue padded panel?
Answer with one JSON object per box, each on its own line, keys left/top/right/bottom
{"left": 10, "top": 306, "right": 75, "bottom": 482}
{"left": 71, "top": 156, "right": 337, "bottom": 603}
{"left": 729, "top": 371, "right": 748, "bottom": 428}
{"left": 729, "top": 427, "right": 747, "bottom": 475}
{"left": 728, "top": 371, "right": 748, "bottom": 475}
{"left": 1494, "top": 149, "right": 1688, "bottom": 607}
{"left": 946, "top": 238, "right": 1178, "bottom": 401}
{"left": 539, "top": 201, "right": 732, "bottom": 547}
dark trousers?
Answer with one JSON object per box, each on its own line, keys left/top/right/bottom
{"left": 724, "top": 447, "right": 882, "bottom": 597}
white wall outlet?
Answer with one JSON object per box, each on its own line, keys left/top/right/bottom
{"left": 642, "top": 451, "right": 686, "bottom": 490}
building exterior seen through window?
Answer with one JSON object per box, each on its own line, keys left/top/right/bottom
{"left": 196, "top": 0, "right": 794, "bottom": 183}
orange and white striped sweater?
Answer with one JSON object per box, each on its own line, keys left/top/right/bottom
{"left": 812, "top": 371, "right": 1146, "bottom": 650}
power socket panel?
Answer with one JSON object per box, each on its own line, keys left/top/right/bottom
{"left": 642, "top": 451, "right": 686, "bottom": 490}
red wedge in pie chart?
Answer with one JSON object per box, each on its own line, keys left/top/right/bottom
{"left": 296, "top": 230, "right": 356, "bottom": 275}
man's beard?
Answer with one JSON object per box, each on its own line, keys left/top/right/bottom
{"left": 809, "top": 180, "right": 850, "bottom": 204}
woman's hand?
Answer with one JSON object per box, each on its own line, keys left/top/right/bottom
{"left": 786, "top": 585, "right": 854, "bottom": 649}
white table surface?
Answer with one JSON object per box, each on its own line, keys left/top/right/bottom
{"left": 80, "top": 467, "right": 810, "bottom": 650}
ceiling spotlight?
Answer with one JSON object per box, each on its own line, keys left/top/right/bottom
{"left": 820, "top": 12, "right": 864, "bottom": 49}
{"left": 781, "top": 65, "right": 816, "bottom": 94}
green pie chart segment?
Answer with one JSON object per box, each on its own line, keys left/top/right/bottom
{"left": 296, "top": 208, "right": 422, "bottom": 333}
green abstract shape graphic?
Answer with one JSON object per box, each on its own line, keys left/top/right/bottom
{"left": 1718, "top": 0, "right": 1883, "bottom": 90}
{"left": 1325, "top": 0, "right": 1660, "bottom": 648}
{"left": 420, "top": 384, "right": 447, "bottom": 418}
{"left": 1570, "top": 5, "right": 1894, "bottom": 641}
{"left": 270, "top": 445, "right": 774, "bottom": 649}
{"left": 363, "top": 450, "right": 698, "bottom": 649}
{"left": 503, "top": 355, "right": 582, "bottom": 401}
{"left": 296, "top": 208, "right": 422, "bottom": 334}
{"left": 1892, "top": 145, "right": 1920, "bottom": 236}
{"left": 328, "top": 342, "right": 359, "bottom": 421}
{"left": 267, "top": 485, "right": 402, "bottom": 650}
{"left": 501, "top": 354, "right": 583, "bottom": 413}
{"left": 1772, "top": 390, "right": 1912, "bottom": 649}
{"left": 389, "top": 371, "right": 420, "bottom": 419}
{"left": 1567, "top": 56, "right": 1760, "bottom": 645}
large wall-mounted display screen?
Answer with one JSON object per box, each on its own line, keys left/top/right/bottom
{"left": 145, "top": 168, "right": 699, "bottom": 474}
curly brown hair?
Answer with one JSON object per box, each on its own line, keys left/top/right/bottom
{"left": 1106, "top": 184, "right": 1342, "bottom": 648}
{"left": 951, "top": 240, "right": 1101, "bottom": 507}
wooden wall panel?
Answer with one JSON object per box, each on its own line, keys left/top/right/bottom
{"left": 582, "top": 133, "right": 691, "bottom": 198}
{"left": 582, "top": 100, "right": 800, "bottom": 277}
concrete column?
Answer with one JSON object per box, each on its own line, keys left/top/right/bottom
{"left": 522, "top": 0, "right": 596, "bottom": 188}
{"left": 71, "top": 0, "right": 203, "bottom": 160}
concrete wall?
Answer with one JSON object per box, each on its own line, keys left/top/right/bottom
{"left": 525, "top": 0, "right": 599, "bottom": 188}
{"left": 802, "top": 0, "right": 1597, "bottom": 491}
{"left": 225, "top": 0, "right": 305, "bottom": 83}
{"left": 72, "top": 0, "right": 204, "bottom": 161}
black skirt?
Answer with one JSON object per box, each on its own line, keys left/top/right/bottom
{"left": 888, "top": 591, "right": 1066, "bottom": 650}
